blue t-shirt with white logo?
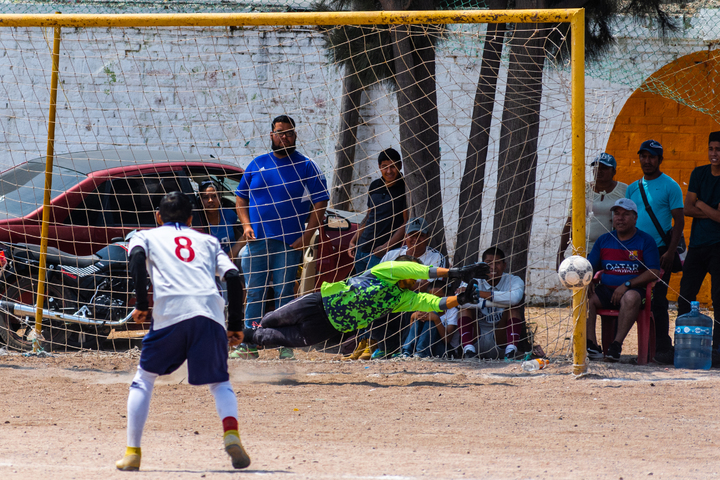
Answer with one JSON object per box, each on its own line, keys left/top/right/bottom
{"left": 625, "top": 173, "right": 683, "bottom": 248}
{"left": 235, "top": 151, "right": 329, "bottom": 246}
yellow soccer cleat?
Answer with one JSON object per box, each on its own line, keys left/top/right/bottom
{"left": 358, "top": 339, "right": 377, "bottom": 361}
{"left": 342, "top": 338, "right": 368, "bottom": 361}
{"left": 224, "top": 433, "right": 251, "bottom": 469}
{"left": 115, "top": 447, "right": 141, "bottom": 471}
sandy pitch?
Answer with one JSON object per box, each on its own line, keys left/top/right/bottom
{"left": 0, "top": 348, "right": 718, "bottom": 480}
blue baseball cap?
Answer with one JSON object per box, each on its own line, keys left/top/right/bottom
{"left": 638, "top": 139, "right": 663, "bottom": 157}
{"left": 610, "top": 198, "right": 638, "bottom": 214}
{"left": 406, "top": 217, "right": 430, "bottom": 236}
{"left": 590, "top": 152, "right": 616, "bottom": 168}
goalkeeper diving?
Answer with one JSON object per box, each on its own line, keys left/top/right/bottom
{"left": 241, "top": 256, "right": 489, "bottom": 348}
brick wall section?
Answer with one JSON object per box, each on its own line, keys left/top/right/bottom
{"left": 607, "top": 83, "right": 720, "bottom": 305}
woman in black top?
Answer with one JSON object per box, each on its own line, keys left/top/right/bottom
{"left": 349, "top": 148, "right": 410, "bottom": 274}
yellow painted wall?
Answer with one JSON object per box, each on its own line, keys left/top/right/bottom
{"left": 605, "top": 51, "right": 720, "bottom": 307}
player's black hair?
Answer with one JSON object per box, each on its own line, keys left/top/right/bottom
{"left": 482, "top": 246, "right": 505, "bottom": 262}
{"left": 272, "top": 115, "right": 296, "bottom": 130}
{"left": 395, "top": 254, "right": 422, "bottom": 264}
{"left": 199, "top": 180, "right": 218, "bottom": 193}
{"left": 159, "top": 191, "right": 193, "bottom": 223}
{"left": 377, "top": 147, "right": 401, "bottom": 166}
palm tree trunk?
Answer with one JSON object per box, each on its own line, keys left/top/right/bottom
{"left": 331, "top": 70, "right": 363, "bottom": 211}
{"left": 491, "top": 0, "right": 546, "bottom": 279}
{"left": 453, "top": 16, "right": 506, "bottom": 267}
{"left": 381, "top": 1, "right": 447, "bottom": 254}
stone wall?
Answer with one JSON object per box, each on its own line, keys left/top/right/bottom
{"left": 0, "top": 18, "right": 717, "bottom": 304}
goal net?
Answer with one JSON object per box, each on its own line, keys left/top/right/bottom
{"left": 0, "top": 11, "right": 587, "bottom": 365}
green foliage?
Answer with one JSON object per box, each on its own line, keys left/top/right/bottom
{"left": 314, "top": 0, "right": 445, "bottom": 89}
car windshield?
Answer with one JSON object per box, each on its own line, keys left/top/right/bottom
{"left": 0, "top": 162, "right": 85, "bottom": 220}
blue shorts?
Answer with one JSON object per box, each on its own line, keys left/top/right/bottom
{"left": 140, "top": 316, "right": 229, "bottom": 386}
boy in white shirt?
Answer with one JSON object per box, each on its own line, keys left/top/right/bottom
{"left": 458, "top": 247, "right": 526, "bottom": 359}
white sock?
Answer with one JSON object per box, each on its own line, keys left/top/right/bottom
{"left": 127, "top": 366, "right": 158, "bottom": 448}
{"left": 209, "top": 381, "right": 238, "bottom": 420}
{"left": 463, "top": 345, "right": 476, "bottom": 354}
{"left": 505, "top": 344, "right": 518, "bottom": 356}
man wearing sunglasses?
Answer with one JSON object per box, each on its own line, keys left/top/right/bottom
{"left": 233, "top": 115, "right": 329, "bottom": 360}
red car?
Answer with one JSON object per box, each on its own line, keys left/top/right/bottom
{"left": 0, "top": 148, "right": 357, "bottom": 287}
{"left": 0, "top": 149, "right": 246, "bottom": 255}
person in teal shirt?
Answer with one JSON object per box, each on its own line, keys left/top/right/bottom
{"left": 240, "top": 258, "right": 489, "bottom": 348}
{"left": 624, "top": 139, "right": 685, "bottom": 363}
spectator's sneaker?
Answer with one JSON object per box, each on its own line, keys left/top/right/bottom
{"left": 370, "top": 349, "right": 387, "bottom": 360}
{"left": 462, "top": 349, "right": 478, "bottom": 359}
{"left": 230, "top": 344, "right": 259, "bottom": 359}
{"left": 504, "top": 345, "right": 521, "bottom": 360}
{"left": 342, "top": 339, "right": 368, "bottom": 361}
{"left": 587, "top": 340, "right": 604, "bottom": 360}
{"left": 400, "top": 351, "right": 412, "bottom": 358}
{"left": 278, "top": 347, "right": 295, "bottom": 360}
{"left": 605, "top": 341, "right": 622, "bottom": 362}
{"left": 653, "top": 347, "right": 674, "bottom": 365}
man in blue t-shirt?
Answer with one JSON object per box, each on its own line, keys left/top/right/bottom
{"left": 678, "top": 131, "right": 720, "bottom": 350}
{"left": 586, "top": 198, "right": 661, "bottom": 362}
{"left": 234, "top": 115, "right": 329, "bottom": 360}
{"left": 625, "top": 139, "right": 684, "bottom": 363}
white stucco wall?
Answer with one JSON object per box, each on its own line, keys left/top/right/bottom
{"left": 0, "top": 13, "right": 718, "bottom": 303}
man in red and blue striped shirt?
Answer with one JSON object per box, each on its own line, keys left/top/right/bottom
{"left": 586, "top": 198, "right": 661, "bottom": 362}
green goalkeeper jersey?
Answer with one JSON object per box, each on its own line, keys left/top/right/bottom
{"left": 320, "top": 261, "right": 443, "bottom": 332}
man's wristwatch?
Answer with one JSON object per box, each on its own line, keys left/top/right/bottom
{"left": 624, "top": 281, "right": 632, "bottom": 288}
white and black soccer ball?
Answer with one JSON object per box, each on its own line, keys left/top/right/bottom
{"left": 558, "top": 255, "right": 593, "bottom": 290}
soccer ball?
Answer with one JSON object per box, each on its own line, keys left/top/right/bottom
{"left": 558, "top": 256, "right": 593, "bottom": 290}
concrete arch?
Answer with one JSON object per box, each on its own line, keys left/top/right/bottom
{"left": 605, "top": 50, "right": 720, "bottom": 304}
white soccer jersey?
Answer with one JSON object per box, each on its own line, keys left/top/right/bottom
{"left": 129, "top": 223, "right": 238, "bottom": 330}
{"left": 460, "top": 272, "right": 525, "bottom": 323}
{"left": 380, "top": 245, "right": 446, "bottom": 281}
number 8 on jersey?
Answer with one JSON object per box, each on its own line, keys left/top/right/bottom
{"left": 175, "top": 236, "right": 195, "bottom": 262}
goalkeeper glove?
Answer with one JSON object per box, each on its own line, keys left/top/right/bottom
{"left": 448, "top": 262, "right": 490, "bottom": 282}
{"left": 456, "top": 279, "right": 480, "bottom": 305}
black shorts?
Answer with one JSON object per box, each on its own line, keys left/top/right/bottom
{"left": 594, "top": 283, "right": 648, "bottom": 310}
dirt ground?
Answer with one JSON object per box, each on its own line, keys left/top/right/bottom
{"left": 1, "top": 347, "right": 719, "bottom": 480}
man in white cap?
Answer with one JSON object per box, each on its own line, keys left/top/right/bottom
{"left": 585, "top": 198, "right": 661, "bottom": 362}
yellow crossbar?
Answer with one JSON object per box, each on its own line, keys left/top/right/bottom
{"left": 0, "top": 10, "right": 581, "bottom": 28}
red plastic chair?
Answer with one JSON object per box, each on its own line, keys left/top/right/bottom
{"left": 593, "top": 270, "right": 656, "bottom": 365}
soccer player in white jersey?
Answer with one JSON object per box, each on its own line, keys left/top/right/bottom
{"left": 457, "top": 247, "right": 526, "bottom": 360}
{"left": 115, "top": 192, "right": 250, "bottom": 472}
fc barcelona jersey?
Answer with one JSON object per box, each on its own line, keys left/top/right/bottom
{"left": 587, "top": 229, "right": 660, "bottom": 288}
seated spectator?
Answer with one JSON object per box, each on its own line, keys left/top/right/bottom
{"left": 199, "top": 180, "right": 243, "bottom": 260}
{"left": 557, "top": 152, "right": 627, "bottom": 268}
{"left": 354, "top": 217, "right": 446, "bottom": 360}
{"left": 402, "top": 305, "right": 460, "bottom": 358}
{"left": 586, "top": 198, "right": 661, "bottom": 362}
{"left": 458, "top": 247, "right": 526, "bottom": 360}
{"left": 349, "top": 148, "right": 409, "bottom": 274}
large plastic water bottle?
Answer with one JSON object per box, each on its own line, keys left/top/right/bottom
{"left": 674, "top": 301, "right": 713, "bottom": 370}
